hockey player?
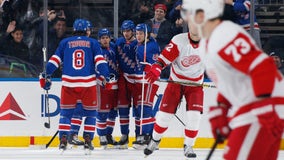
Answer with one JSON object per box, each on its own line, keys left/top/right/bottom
{"left": 96, "top": 28, "right": 119, "bottom": 148}
{"left": 39, "top": 19, "right": 110, "bottom": 151}
{"left": 68, "top": 19, "right": 94, "bottom": 146}
{"left": 115, "top": 20, "right": 137, "bottom": 148}
{"left": 143, "top": 13, "right": 205, "bottom": 158}
{"left": 184, "top": 0, "right": 284, "bottom": 159}
{"left": 132, "top": 23, "right": 160, "bottom": 149}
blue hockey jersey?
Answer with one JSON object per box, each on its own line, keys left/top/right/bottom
{"left": 233, "top": 0, "right": 259, "bottom": 30}
{"left": 135, "top": 37, "right": 160, "bottom": 83}
{"left": 116, "top": 37, "right": 138, "bottom": 83}
{"left": 46, "top": 36, "right": 109, "bottom": 88}
{"left": 97, "top": 42, "right": 119, "bottom": 89}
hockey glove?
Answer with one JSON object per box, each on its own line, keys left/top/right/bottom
{"left": 102, "top": 74, "right": 116, "bottom": 90}
{"left": 39, "top": 72, "right": 52, "bottom": 90}
{"left": 208, "top": 106, "right": 230, "bottom": 143}
{"left": 145, "top": 63, "right": 162, "bottom": 84}
{"left": 140, "top": 62, "right": 152, "bottom": 73}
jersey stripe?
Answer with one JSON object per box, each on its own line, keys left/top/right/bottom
{"left": 48, "top": 55, "right": 61, "bottom": 68}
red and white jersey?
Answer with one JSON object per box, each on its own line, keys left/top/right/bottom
{"left": 200, "top": 21, "right": 284, "bottom": 126}
{"left": 158, "top": 33, "right": 205, "bottom": 85}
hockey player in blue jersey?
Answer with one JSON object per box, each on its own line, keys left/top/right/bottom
{"left": 68, "top": 19, "right": 94, "bottom": 147}
{"left": 96, "top": 28, "right": 119, "bottom": 149}
{"left": 132, "top": 23, "right": 160, "bottom": 149}
{"left": 115, "top": 20, "right": 138, "bottom": 148}
{"left": 39, "top": 19, "right": 110, "bottom": 151}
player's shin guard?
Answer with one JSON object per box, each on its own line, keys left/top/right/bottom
{"left": 70, "top": 103, "right": 83, "bottom": 135}
{"left": 83, "top": 110, "right": 96, "bottom": 141}
{"left": 96, "top": 112, "right": 108, "bottom": 136}
{"left": 58, "top": 108, "right": 74, "bottom": 139}
{"left": 135, "top": 105, "right": 155, "bottom": 135}
{"left": 106, "top": 109, "right": 117, "bottom": 135}
{"left": 118, "top": 107, "right": 130, "bottom": 135}
{"left": 184, "top": 111, "right": 201, "bottom": 146}
{"left": 152, "top": 111, "right": 174, "bottom": 141}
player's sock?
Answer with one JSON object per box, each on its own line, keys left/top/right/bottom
{"left": 58, "top": 108, "right": 74, "bottom": 140}
{"left": 106, "top": 109, "right": 117, "bottom": 135}
{"left": 96, "top": 112, "right": 108, "bottom": 146}
{"left": 118, "top": 107, "right": 130, "bottom": 135}
{"left": 184, "top": 111, "right": 201, "bottom": 146}
{"left": 70, "top": 103, "right": 84, "bottom": 136}
{"left": 155, "top": 111, "right": 175, "bottom": 139}
{"left": 83, "top": 110, "right": 96, "bottom": 141}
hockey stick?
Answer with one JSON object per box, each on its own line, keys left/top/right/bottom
{"left": 46, "top": 130, "right": 59, "bottom": 149}
{"left": 42, "top": 47, "right": 51, "bottom": 129}
{"left": 205, "top": 134, "right": 222, "bottom": 160}
{"left": 158, "top": 79, "right": 216, "bottom": 88}
{"left": 139, "top": 24, "right": 148, "bottom": 135}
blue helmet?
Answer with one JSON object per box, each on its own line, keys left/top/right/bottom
{"left": 86, "top": 20, "right": 94, "bottom": 29}
{"left": 73, "top": 19, "right": 88, "bottom": 32}
{"left": 121, "top": 20, "right": 135, "bottom": 32}
{"left": 135, "top": 23, "right": 151, "bottom": 33}
{"left": 98, "top": 28, "right": 111, "bottom": 38}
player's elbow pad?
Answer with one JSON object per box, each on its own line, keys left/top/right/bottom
{"left": 250, "top": 58, "right": 276, "bottom": 97}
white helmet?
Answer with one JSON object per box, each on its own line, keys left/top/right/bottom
{"left": 182, "top": 0, "right": 224, "bottom": 23}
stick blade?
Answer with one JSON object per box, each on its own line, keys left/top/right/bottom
{"left": 44, "top": 122, "right": 50, "bottom": 128}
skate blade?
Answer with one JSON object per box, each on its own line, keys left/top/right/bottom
{"left": 84, "top": 149, "right": 92, "bottom": 155}
{"left": 59, "top": 149, "right": 66, "bottom": 155}
{"left": 118, "top": 144, "right": 128, "bottom": 149}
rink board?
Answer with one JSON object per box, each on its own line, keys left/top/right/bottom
{"left": 0, "top": 78, "right": 283, "bottom": 149}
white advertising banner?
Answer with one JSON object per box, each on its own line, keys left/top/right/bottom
{"left": 0, "top": 79, "right": 217, "bottom": 138}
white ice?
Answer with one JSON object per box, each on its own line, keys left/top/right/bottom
{"left": 0, "top": 147, "right": 284, "bottom": 160}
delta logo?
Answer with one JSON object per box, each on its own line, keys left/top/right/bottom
{"left": 0, "top": 92, "right": 26, "bottom": 120}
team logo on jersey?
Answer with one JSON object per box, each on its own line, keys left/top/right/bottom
{"left": 0, "top": 92, "right": 26, "bottom": 120}
{"left": 181, "top": 55, "right": 201, "bottom": 67}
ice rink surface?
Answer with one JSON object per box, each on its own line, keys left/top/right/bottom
{"left": 0, "top": 147, "right": 284, "bottom": 160}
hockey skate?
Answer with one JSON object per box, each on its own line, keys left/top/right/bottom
{"left": 59, "top": 135, "right": 67, "bottom": 154}
{"left": 132, "top": 135, "right": 151, "bottom": 150}
{"left": 144, "top": 138, "right": 161, "bottom": 157}
{"left": 184, "top": 144, "right": 197, "bottom": 158}
{"left": 68, "top": 134, "right": 84, "bottom": 146}
{"left": 84, "top": 134, "right": 94, "bottom": 155}
{"left": 106, "top": 134, "right": 118, "bottom": 147}
{"left": 117, "top": 134, "right": 129, "bottom": 149}
{"left": 99, "top": 136, "right": 108, "bottom": 149}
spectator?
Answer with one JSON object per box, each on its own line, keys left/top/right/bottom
{"left": 48, "top": 17, "right": 67, "bottom": 57}
{"left": 269, "top": 50, "right": 284, "bottom": 75}
{"left": 225, "top": 0, "right": 262, "bottom": 48}
{"left": 0, "top": 26, "right": 29, "bottom": 62}
{"left": 145, "top": 3, "right": 173, "bottom": 50}
{"left": 169, "top": 0, "right": 183, "bottom": 34}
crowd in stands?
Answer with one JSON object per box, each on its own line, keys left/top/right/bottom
{"left": 0, "top": 0, "right": 283, "bottom": 77}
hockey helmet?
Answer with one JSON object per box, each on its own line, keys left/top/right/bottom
{"left": 86, "top": 20, "right": 94, "bottom": 29}
{"left": 73, "top": 19, "right": 88, "bottom": 32}
{"left": 135, "top": 23, "right": 151, "bottom": 33}
{"left": 98, "top": 28, "right": 111, "bottom": 38}
{"left": 182, "top": 0, "right": 224, "bottom": 24}
{"left": 121, "top": 20, "right": 135, "bottom": 32}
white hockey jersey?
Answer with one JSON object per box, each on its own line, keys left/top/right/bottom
{"left": 199, "top": 21, "right": 284, "bottom": 128}
{"left": 158, "top": 33, "right": 205, "bottom": 85}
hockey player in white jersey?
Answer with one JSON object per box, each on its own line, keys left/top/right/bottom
{"left": 184, "top": 0, "right": 284, "bottom": 159}
{"left": 144, "top": 9, "right": 205, "bottom": 158}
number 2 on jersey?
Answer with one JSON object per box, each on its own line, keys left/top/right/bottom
{"left": 224, "top": 37, "right": 250, "bottom": 62}
{"left": 73, "top": 49, "right": 85, "bottom": 70}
